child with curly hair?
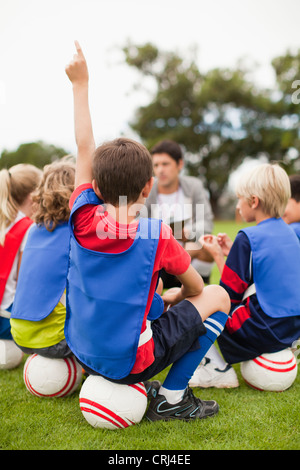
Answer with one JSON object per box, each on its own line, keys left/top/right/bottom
{"left": 10, "top": 158, "right": 76, "bottom": 359}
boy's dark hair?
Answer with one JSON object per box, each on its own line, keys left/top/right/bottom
{"left": 289, "top": 174, "right": 300, "bottom": 202}
{"left": 93, "top": 138, "right": 153, "bottom": 206}
{"left": 150, "top": 139, "right": 183, "bottom": 163}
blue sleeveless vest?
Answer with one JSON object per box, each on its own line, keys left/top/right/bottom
{"left": 65, "top": 189, "right": 162, "bottom": 379}
{"left": 241, "top": 218, "right": 300, "bottom": 318}
{"left": 290, "top": 222, "right": 300, "bottom": 241}
{"left": 11, "top": 223, "right": 70, "bottom": 321}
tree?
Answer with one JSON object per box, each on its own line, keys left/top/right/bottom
{"left": 123, "top": 43, "right": 300, "bottom": 214}
{"left": 0, "top": 141, "right": 70, "bottom": 170}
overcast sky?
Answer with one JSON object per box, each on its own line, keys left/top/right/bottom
{"left": 1, "top": 0, "right": 300, "bottom": 157}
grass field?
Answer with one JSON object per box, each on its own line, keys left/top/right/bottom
{"left": 0, "top": 220, "right": 299, "bottom": 451}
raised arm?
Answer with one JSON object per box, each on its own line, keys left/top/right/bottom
{"left": 65, "top": 41, "right": 95, "bottom": 188}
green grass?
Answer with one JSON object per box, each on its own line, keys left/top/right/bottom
{"left": 0, "top": 220, "right": 299, "bottom": 451}
{"left": 210, "top": 219, "right": 251, "bottom": 284}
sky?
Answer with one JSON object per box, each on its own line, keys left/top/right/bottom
{"left": 1, "top": 0, "right": 300, "bottom": 158}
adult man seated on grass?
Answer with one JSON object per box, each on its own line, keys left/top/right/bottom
{"left": 145, "top": 139, "right": 214, "bottom": 286}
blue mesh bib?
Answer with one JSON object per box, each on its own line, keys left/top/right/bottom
{"left": 11, "top": 223, "right": 70, "bottom": 321}
{"left": 241, "top": 218, "right": 300, "bottom": 318}
{"left": 65, "top": 189, "right": 162, "bottom": 379}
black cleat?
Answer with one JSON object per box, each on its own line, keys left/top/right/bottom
{"left": 146, "top": 386, "right": 219, "bottom": 421}
{"left": 144, "top": 380, "right": 161, "bottom": 399}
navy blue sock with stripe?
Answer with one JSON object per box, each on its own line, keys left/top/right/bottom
{"left": 161, "top": 311, "right": 228, "bottom": 401}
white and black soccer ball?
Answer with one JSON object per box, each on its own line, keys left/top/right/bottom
{"left": 240, "top": 349, "right": 298, "bottom": 392}
{"left": 23, "top": 354, "right": 82, "bottom": 397}
{"left": 79, "top": 375, "right": 147, "bottom": 430}
{"left": 0, "top": 340, "right": 24, "bottom": 369}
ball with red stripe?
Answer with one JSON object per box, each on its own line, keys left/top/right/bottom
{"left": 79, "top": 375, "right": 147, "bottom": 430}
{"left": 23, "top": 354, "right": 82, "bottom": 397}
{"left": 240, "top": 348, "right": 298, "bottom": 391}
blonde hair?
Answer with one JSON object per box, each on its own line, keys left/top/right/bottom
{"left": 0, "top": 164, "right": 42, "bottom": 245}
{"left": 235, "top": 163, "right": 291, "bottom": 218}
{"left": 33, "top": 157, "right": 75, "bottom": 231}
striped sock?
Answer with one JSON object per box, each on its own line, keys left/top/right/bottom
{"left": 161, "top": 311, "right": 227, "bottom": 402}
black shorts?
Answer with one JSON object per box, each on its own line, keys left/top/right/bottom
{"left": 15, "top": 339, "right": 73, "bottom": 359}
{"left": 108, "top": 299, "right": 206, "bottom": 385}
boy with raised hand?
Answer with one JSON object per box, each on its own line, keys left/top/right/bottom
{"left": 283, "top": 174, "right": 300, "bottom": 240}
{"left": 65, "top": 41, "right": 230, "bottom": 421}
{"left": 189, "top": 164, "right": 300, "bottom": 389}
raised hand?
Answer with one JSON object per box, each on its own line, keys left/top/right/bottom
{"left": 65, "top": 40, "right": 89, "bottom": 85}
{"left": 65, "top": 40, "right": 94, "bottom": 187}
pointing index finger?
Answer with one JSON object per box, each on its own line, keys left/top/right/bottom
{"left": 74, "top": 40, "right": 84, "bottom": 57}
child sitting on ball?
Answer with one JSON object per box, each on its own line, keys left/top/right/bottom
{"left": 64, "top": 41, "right": 231, "bottom": 422}
{"left": 189, "top": 163, "right": 300, "bottom": 389}
{"left": 0, "top": 164, "right": 41, "bottom": 368}
{"left": 10, "top": 158, "right": 76, "bottom": 360}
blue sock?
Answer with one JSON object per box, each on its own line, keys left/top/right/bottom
{"left": 162, "top": 311, "right": 228, "bottom": 393}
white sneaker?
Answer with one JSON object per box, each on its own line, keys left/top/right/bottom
{"left": 189, "top": 357, "right": 239, "bottom": 388}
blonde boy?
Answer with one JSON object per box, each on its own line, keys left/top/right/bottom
{"left": 189, "top": 164, "right": 300, "bottom": 388}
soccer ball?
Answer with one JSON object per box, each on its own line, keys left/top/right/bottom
{"left": 23, "top": 354, "right": 82, "bottom": 397}
{"left": 240, "top": 349, "right": 298, "bottom": 392}
{"left": 0, "top": 340, "right": 24, "bottom": 369}
{"left": 79, "top": 375, "right": 147, "bottom": 430}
